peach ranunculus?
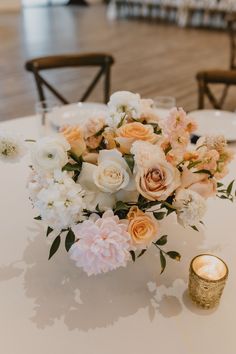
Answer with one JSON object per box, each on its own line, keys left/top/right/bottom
{"left": 127, "top": 206, "right": 159, "bottom": 248}
{"left": 115, "top": 122, "right": 158, "bottom": 154}
{"left": 180, "top": 167, "right": 216, "bottom": 199}
{"left": 61, "top": 125, "right": 86, "bottom": 157}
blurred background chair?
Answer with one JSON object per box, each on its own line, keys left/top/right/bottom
{"left": 25, "top": 53, "right": 115, "bottom": 104}
{"left": 196, "top": 69, "right": 236, "bottom": 109}
{"left": 196, "top": 15, "right": 236, "bottom": 110}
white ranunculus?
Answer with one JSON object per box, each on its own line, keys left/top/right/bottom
{"left": 31, "top": 136, "right": 70, "bottom": 172}
{"left": 106, "top": 91, "right": 142, "bottom": 128}
{"left": 78, "top": 149, "right": 135, "bottom": 211}
{"left": 173, "top": 189, "right": 206, "bottom": 227}
{"left": 0, "top": 131, "right": 27, "bottom": 163}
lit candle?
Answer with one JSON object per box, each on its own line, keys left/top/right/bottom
{"left": 189, "top": 254, "right": 228, "bottom": 309}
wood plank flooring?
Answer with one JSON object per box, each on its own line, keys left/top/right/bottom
{"left": 0, "top": 4, "right": 235, "bottom": 121}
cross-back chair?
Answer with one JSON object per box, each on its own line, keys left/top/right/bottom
{"left": 25, "top": 53, "right": 115, "bottom": 105}
{"left": 196, "top": 15, "right": 236, "bottom": 109}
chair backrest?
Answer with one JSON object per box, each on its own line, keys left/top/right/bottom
{"left": 196, "top": 69, "right": 236, "bottom": 109}
{"left": 25, "top": 53, "right": 115, "bottom": 104}
{"left": 227, "top": 15, "right": 236, "bottom": 70}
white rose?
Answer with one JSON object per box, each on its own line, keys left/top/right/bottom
{"left": 31, "top": 136, "right": 70, "bottom": 172}
{"left": 78, "top": 149, "right": 135, "bottom": 210}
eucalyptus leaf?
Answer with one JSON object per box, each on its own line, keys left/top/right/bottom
{"left": 191, "top": 225, "right": 199, "bottom": 232}
{"left": 34, "top": 215, "right": 42, "bottom": 220}
{"left": 155, "top": 235, "right": 168, "bottom": 246}
{"left": 46, "top": 226, "right": 53, "bottom": 237}
{"left": 160, "top": 251, "right": 166, "bottom": 274}
{"left": 48, "top": 235, "right": 61, "bottom": 260}
{"left": 167, "top": 251, "right": 181, "bottom": 261}
{"left": 227, "top": 180, "right": 234, "bottom": 196}
{"left": 153, "top": 212, "right": 166, "bottom": 220}
{"left": 138, "top": 249, "right": 147, "bottom": 258}
{"left": 65, "top": 229, "right": 75, "bottom": 252}
{"left": 130, "top": 250, "right": 136, "bottom": 262}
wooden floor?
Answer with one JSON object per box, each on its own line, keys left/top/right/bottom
{"left": 0, "top": 4, "right": 235, "bottom": 121}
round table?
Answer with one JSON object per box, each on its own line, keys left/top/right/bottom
{"left": 0, "top": 115, "right": 236, "bottom": 354}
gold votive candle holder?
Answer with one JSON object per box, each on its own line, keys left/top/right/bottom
{"left": 189, "top": 254, "right": 228, "bottom": 309}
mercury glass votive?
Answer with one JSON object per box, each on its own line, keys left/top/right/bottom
{"left": 189, "top": 254, "right": 228, "bottom": 309}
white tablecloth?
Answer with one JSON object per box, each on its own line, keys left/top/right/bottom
{"left": 0, "top": 115, "right": 236, "bottom": 354}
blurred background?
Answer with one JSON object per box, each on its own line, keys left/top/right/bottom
{"left": 0, "top": 0, "right": 235, "bottom": 121}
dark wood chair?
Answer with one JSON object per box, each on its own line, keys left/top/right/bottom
{"left": 196, "top": 69, "right": 236, "bottom": 109}
{"left": 196, "top": 15, "right": 236, "bottom": 109}
{"left": 25, "top": 53, "right": 115, "bottom": 104}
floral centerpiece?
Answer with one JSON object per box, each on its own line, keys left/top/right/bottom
{"left": 1, "top": 91, "right": 234, "bottom": 276}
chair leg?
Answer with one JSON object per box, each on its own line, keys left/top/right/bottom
{"left": 104, "top": 64, "right": 111, "bottom": 104}
{"left": 198, "top": 78, "right": 205, "bottom": 109}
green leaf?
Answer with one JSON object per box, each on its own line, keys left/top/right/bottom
{"left": 114, "top": 201, "right": 130, "bottom": 212}
{"left": 160, "top": 251, "right": 166, "bottom": 274}
{"left": 65, "top": 229, "right": 75, "bottom": 252}
{"left": 69, "top": 152, "right": 83, "bottom": 164}
{"left": 46, "top": 226, "right": 53, "bottom": 237}
{"left": 130, "top": 250, "right": 136, "bottom": 262}
{"left": 48, "top": 235, "right": 61, "bottom": 260}
{"left": 138, "top": 194, "right": 147, "bottom": 205}
{"left": 167, "top": 251, "right": 181, "bottom": 261}
{"left": 218, "top": 195, "right": 229, "bottom": 200}
{"left": 155, "top": 235, "right": 168, "bottom": 246}
{"left": 188, "top": 160, "right": 201, "bottom": 169}
{"left": 227, "top": 180, "right": 234, "bottom": 196}
{"left": 153, "top": 212, "right": 166, "bottom": 220}
{"left": 191, "top": 225, "right": 199, "bottom": 232}
{"left": 193, "top": 169, "right": 213, "bottom": 177}
{"left": 123, "top": 154, "right": 135, "bottom": 173}
{"left": 34, "top": 215, "right": 42, "bottom": 220}
{"left": 94, "top": 125, "right": 107, "bottom": 137}
{"left": 217, "top": 182, "right": 224, "bottom": 188}
{"left": 138, "top": 249, "right": 147, "bottom": 258}
{"left": 62, "top": 162, "right": 82, "bottom": 172}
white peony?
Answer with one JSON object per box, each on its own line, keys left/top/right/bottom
{"left": 78, "top": 149, "right": 135, "bottom": 211}
{"left": 32, "top": 170, "right": 85, "bottom": 231}
{"left": 106, "top": 91, "right": 141, "bottom": 128}
{"left": 173, "top": 189, "right": 206, "bottom": 227}
{"left": 31, "top": 135, "right": 70, "bottom": 172}
{"left": 0, "top": 131, "right": 27, "bottom": 162}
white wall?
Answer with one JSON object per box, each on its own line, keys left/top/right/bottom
{"left": 0, "top": 0, "right": 21, "bottom": 11}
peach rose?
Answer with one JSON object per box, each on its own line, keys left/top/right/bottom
{"left": 180, "top": 167, "right": 216, "bottom": 199}
{"left": 82, "top": 151, "right": 99, "bottom": 164}
{"left": 136, "top": 161, "right": 181, "bottom": 201}
{"left": 103, "top": 128, "right": 117, "bottom": 150}
{"left": 116, "top": 122, "right": 157, "bottom": 154}
{"left": 83, "top": 117, "right": 105, "bottom": 139}
{"left": 127, "top": 207, "right": 158, "bottom": 248}
{"left": 61, "top": 125, "right": 86, "bottom": 157}
{"left": 85, "top": 135, "right": 103, "bottom": 150}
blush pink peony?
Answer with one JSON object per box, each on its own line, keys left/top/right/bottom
{"left": 69, "top": 210, "right": 131, "bottom": 275}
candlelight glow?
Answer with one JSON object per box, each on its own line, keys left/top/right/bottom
{"left": 192, "top": 255, "right": 227, "bottom": 281}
